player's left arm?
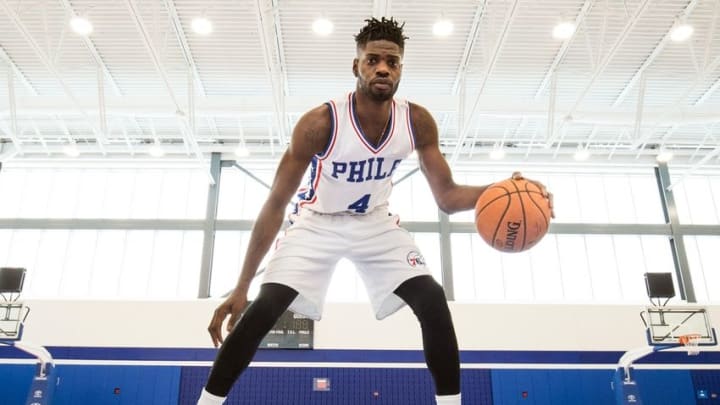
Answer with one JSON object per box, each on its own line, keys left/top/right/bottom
{"left": 410, "top": 102, "right": 554, "bottom": 216}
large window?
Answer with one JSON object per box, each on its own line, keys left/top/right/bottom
{"left": 217, "top": 167, "right": 274, "bottom": 220}
{"left": 451, "top": 233, "right": 676, "bottom": 303}
{"left": 672, "top": 175, "right": 720, "bottom": 225}
{"left": 450, "top": 170, "right": 665, "bottom": 224}
{"left": 0, "top": 167, "right": 208, "bottom": 219}
{"left": 0, "top": 165, "right": 208, "bottom": 299}
{"left": 0, "top": 229, "right": 203, "bottom": 298}
{"left": 1, "top": 161, "right": 717, "bottom": 304}
{"left": 685, "top": 236, "right": 720, "bottom": 302}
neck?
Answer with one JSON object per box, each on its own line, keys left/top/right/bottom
{"left": 354, "top": 88, "right": 392, "bottom": 115}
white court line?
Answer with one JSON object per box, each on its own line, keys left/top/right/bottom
{"left": 0, "top": 359, "right": 719, "bottom": 370}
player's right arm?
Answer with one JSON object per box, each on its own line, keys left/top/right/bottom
{"left": 207, "top": 104, "right": 332, "bottom": 347}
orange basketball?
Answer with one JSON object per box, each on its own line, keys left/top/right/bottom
{"left": 474, "top": 178, "right": 551, "bottom": 253}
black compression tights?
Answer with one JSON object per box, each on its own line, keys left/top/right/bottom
{"left": 205, "top": 276, "right": 459, "bottom": 397}
{"left": 394, "top": 275, "right": 461, "bottom": 396}
{"left": 205, "top": 283, "right": 298, "bottom": 396}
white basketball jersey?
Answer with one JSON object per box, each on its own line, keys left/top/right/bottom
{"left": 295, "top": 92, "right": 416, "bottom": 215}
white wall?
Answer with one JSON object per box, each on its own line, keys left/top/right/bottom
{"left": 11, "top": 300, "right": 720, "bottom": 352}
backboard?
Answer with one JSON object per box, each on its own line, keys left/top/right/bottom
{"left": 0, "top": 302, "right": 26, "bottom": 340}
{"left": 645, "top": 307, "right": 716, "bottom": 346}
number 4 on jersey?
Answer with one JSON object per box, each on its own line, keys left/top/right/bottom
{"left": 348, "top": 194, "right": 371, "bottom": 213}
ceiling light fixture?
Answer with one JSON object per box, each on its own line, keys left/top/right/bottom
{"left": 312, "top": 17, "right": 334, "bottom": 36}
{"left": 149, "top": 143, "right": 165, "bottom": 157}
{"left": 192, "top": 17, "right": 213, "bottom": 35}
{"left": 433, "top": 18, "right": 454, "bottom": 37}
{"left": 574, "top": 146, "right": 590, "bottom": 161}
{"left": 70, "top": 16, "right": 93, "bottom": 36}
{"left": 234, "top": 145, "right": 250, "bottom": 158}
{"left": 670, "top": 21, "right": 694, "bottom": 42}
{"left": 656, "top": 150, "right": 674, "bottom": 163}
{"left": 552, "top": 21, "right": 576, "bottom": 40}
{"left": 489, "top": 148, "right": 505, "bottom": 160}
{"left": 63, "top": 143, "right": 80, "bottom": 157}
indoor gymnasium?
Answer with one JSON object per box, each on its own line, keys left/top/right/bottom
{"left": 1, "top": 1, "right": 719, "bottom": 404}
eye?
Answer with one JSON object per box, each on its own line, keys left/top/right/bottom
{"left": 367, "top": 57, "right": 377, "bottom": 64}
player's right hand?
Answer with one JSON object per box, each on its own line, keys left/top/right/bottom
{"left": 208, "top": 292, "right": 248, "bottom": 348}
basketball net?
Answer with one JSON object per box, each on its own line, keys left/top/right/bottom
{"left": 679, "top": 334, "right": 702, "bottom": 356}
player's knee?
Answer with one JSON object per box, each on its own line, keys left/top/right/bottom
{"left": 403, "top": 278, "right": 451, "bottom": 323}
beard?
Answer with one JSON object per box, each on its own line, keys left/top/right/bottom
{"left": 359, "top": 79, "right": 400, "bottom": 102}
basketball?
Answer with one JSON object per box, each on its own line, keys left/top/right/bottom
{"left": 474, "top": 178, "right": 551, "bottom": 253}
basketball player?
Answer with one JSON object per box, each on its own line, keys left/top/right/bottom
{"left": 197, "top": 17, "right": 553, "bottom": 405}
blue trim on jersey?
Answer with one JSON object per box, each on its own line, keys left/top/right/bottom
{"left": 317, "top": 102, "right": 336, "bottom": 158}
{"left": 294, "top": 157, "right": 319, "bottom": 214}
{"left": 350, "top": 93, "right": 394, "bottom": 150}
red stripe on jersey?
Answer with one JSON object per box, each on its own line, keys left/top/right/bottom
{"left": 299, "top": 160, "right": 323, "bottom": 208}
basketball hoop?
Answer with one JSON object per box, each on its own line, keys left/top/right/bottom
{"left": 679, "top": 333, "right": 702, "bottom": 356}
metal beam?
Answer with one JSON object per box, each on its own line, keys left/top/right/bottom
{"left": 198, "top": 152, "right": 222, "bottom": 298}
{"left": 0, "top": 218, "right": 205, "bottom": 230}
{"left": 656, "top": 163, "right": 696, "bottom": 302}
{"left": 0, "top": 0, "right": 106, "bottom": 144}
{"left": 6, "top": 68, "right": 22, "bottom": 153}
{"left": 451, "top": 0, "right": 486, "bottom": 95}
{"left": 123, "top": 0, "right": 203, "bottom": 160}
{"left": 534, "top": 0, "right": 596, "bottom": 100}
{"left": 0, "top": 46, "right": 37, "bottom": 95}
{"left": 546, "top": 70, "right": 557, "bottom": 142}
{"left": 547, "top": 0, "right": 652, "bottom": 146}
{"left": 57, "top": 0, "right": 122, "bottom": 96}
{"left": 695, "top": 74, "right": 720, "bottom": 106}
{"left": 254, "top": 0, "right": 289, "bottom": 145}
{"left": 612, "top": 0, "right": 700, "bottom": 107}
{"left": 162, "top": 0, "right": 206, "bottom": 96}
{"left": 124, "top": 0, "right": 182, "bottom": 111}
{"left": 703, "top": 0, "right": 720, "bottom": 72}
{"left": 162, "top": 0, "right": 224, "bottom": 139}
{"left": 632, "top": 71, "right": 646, "bottom": 142}
{"left": 7, "top": 95, "right": 720, "bottom": 126}
{"left": 668, "top": 144, "right": 720, "bottom": 190}
{"left": 450, "top": 0, "right": 520, "bottom": 162}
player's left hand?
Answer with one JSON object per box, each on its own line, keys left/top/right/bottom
{"left": 512, "top": 172, "right": 555, "bottom": 218}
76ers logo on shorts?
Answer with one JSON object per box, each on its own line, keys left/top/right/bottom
{"left": 406, "top": 251, "right": 426, "bottom": 267}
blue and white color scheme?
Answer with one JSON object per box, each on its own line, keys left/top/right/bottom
{"left": 295, "top": 92, "right": 416, "bottom": 216}
{"left": 263, "top": 93, "right": 428, "bottom": 321}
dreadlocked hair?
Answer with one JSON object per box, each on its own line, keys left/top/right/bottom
{"left": 354, "top": 17, "right": 408, "bottom": 50}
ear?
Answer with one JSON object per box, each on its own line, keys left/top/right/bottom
{"left": 352, "top": 58, "right": 359, "bottom": 77}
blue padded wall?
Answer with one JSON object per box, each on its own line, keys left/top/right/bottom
{"left": 49, "top": 365, "right": 181, "bottom": 405}
{"left": 491, "top": 369, "right": 616, "bottom": 405}
{"left": 633, "top": 370, "right": 695, "bottom": 405}
{"left": 0, "top": 364, "right": 36, "bottom": 405}
{"left": 179, "top": 367, "right": 492, "bottom": 405}
{"left": 178, "top": 367, "right": 493, "bottom": 405}
{"left": 690, "top": 370, "right": 720, "bottom": 403}
{"left": 2, "top": 361, "right": 719, "bottom": 404}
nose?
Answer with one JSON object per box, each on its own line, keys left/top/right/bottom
{"left": 375, "top": 63, "right": 390, "bottom": 77}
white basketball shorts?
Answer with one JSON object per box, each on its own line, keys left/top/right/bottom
{"left": 262, "top": 207, "right": 433, "bottom": 321}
